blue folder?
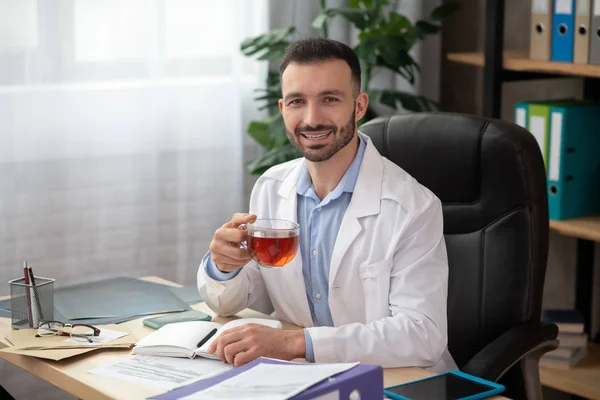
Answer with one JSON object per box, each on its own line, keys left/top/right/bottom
{"left": 547, "top": 102, "right": 600, "bottom": 220}
{"left": 148, "top": 357, "right": 383, "bottom": 399}
{"left": 551, "top": 0, "right": 575, "bottom": 62}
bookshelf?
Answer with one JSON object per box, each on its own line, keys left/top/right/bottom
{"left": 550, "top": 215, "right": 600, "bottom": 243}
{"left": 447, "top": 49, "right": 600, "bottom": 79}
{"left": 539, "top": 343, "right": 600, "bottom": 400}
{"left": 447, "top": 1, "right": 600, "bottom": 398}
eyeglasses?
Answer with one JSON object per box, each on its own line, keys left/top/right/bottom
{"left": 36, "top": 320, "right": 101, "bottom": 343}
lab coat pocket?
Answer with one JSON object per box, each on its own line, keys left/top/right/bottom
{"left": 358, "top": 258, "right": 393, "bottom": 322}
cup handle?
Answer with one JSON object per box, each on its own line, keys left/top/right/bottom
{"left": 237, "top": 224, "right": 248, "bottom": 250}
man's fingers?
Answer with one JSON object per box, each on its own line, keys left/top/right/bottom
{"left": 215, "top": 329, "right": 246, "bottom": 362}
{"left": 234, "top": 349, "right": 258, "bottom": 367}
{"left": 214, "top": 226, "right": 247, "bottom": 244}
{"left": 211, "top": 249, "right": 250, "bottom": 267}
{"left": 212, "top": 241, "right": 252, "bottom": 262}
{"left": 226, "top": 213, "right": 257, "bottom": 229}
{"left": 223, "top": 340, "right": 248, "bottom": 365}
{"left": 207, "top": 338, "right": 217, "bottom": 354}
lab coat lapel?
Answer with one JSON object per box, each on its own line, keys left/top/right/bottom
{"left": 328, "top": 137, "right": 383, "bottom": 289}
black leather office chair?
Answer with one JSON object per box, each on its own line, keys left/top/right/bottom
{"left": 360, "top": 112, "right": 559, "bottom": 400}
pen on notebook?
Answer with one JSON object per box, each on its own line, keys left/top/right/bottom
{"left": 23, "top": 262, "right": 33, "bottom": 327}
{"left": 197, "top": 328, "right": 217, "bottom": 348}
{"left": 28, "top": 264, "right": 44, "bottom": 322}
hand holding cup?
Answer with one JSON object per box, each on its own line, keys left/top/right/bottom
{"left": 209, "top": 213, "right": 257, "bottom": 273}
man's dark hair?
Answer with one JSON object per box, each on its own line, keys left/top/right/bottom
{"left": 279, "top": 37, "right": 362, "bottom": 94}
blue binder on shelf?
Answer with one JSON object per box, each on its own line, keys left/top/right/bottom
{"left": 551, "top": 0, "right": 576, "bottom": 62}
{"left": 547, "top": 102, "right": 600, "bottom": 220}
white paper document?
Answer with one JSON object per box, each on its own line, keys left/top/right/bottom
{"left": 64, "top": 327, "right": 128, "bottom": 346}
{"left": 180, "top": 362, "right": 359, "bottom": 400}
{"left": 88, "top": 355, "right": 233, "bottom": 390}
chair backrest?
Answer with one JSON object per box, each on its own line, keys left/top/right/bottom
{"left": 359, "top": 112, "right": 549, "bottom": 369}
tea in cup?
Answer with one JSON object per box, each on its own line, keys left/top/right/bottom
{"left": 241, "top": 219, "right": 299, "bottom": 267}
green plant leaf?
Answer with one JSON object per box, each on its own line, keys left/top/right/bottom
{"left": 350, "top": 0, "right": 394, "bottom": 9}
{"left": 247, "top": 145, "right": 301, "bottom": 175}
{"left": 240, "top": 27, "right": 295, "bottom": 59}
{"left": 257, "top": 101, "right": 280, "bottom": 112}
{"left": 265, "top": 71, "right": 281, "bottom": 87}
{"left": 247, "top": 112, "right": 286, "bottom": 148}
{"left": 312, "top": 13, "right": 329, "bottom": 30}
{"left": 415, "top": 20, "right": 441, "bottom": 38}
{"left": 379, "top": 36, "right": 414, "bottom": 63}
{"left": 376, "top": 57, "right": 410, "bottom": 83}
{"left": 325, "top": 8, "right": 378, "bottom": 30}
{"left": 268, "top": 113, "right": 287, "bottom": 137}
{"left": 375, "top": 52, "right": 418, "bottom": 84}
{"left": 257, "top": 44, "right": 288, "bottom": 61}
{"left": 430, "top": 2, "right": 460, "bottom": 21}
{"left": 386, "top": 12, "right": 413, "bottom": 34}
{"left": 354, "top": 39, "right": 378, "bottom": 66}
{"left": 253, "top": 90, "right": 280, "bottom": 101}
{"left": 247, "top": 121, "right": 273, "bottom": 149}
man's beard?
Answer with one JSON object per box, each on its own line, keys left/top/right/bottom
{"left": 287, "top": 109, "right": 356, "bottom": 162}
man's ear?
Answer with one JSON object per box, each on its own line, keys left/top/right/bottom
{"left": 278, "top": 99, "right": 284, "bottom": 114}
{"left": 355, "top": 92, "right": 369, "bottom": 121}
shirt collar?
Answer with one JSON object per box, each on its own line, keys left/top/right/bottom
{"left": 296, "top": 135, "right": 367, "bottom": 200}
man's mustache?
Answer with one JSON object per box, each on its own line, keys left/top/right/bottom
{"left": 295, "top": 125, "right": 337, "bottom": 134}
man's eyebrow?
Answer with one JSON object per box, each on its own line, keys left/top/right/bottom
{"left": 283, "top": 89, "right": 346, "bottom": 101}
{"left": 319, "top": 89, "right": 345, "bottom": 96}
{"left": 283, "top": 92, "right": 303, "bottom": 101}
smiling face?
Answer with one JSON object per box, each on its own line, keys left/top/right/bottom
{"left": 278, "top": 59, "right": 368, "bottom": 163}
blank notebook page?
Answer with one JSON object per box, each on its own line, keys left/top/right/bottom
{"left": 136, "top": 321, "right": 222, "bottom": 352}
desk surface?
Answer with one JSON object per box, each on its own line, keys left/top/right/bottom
{"left": 0, "top": 276, "right": 508, "bottom": 400}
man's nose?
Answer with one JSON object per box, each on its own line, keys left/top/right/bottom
{"left": 303, "top": 103, "right": 324, "bottom": 128}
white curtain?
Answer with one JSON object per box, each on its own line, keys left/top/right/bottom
{"left": 0, "top": 0, "right": 268, "bottom": 292}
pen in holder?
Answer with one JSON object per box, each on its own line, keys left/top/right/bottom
{"left": 8, "top": 275, "right": 54, "bottom": 329}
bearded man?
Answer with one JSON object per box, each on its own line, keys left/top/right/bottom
{"left": 197, "top": 37, "right": 457, "bottom": 373}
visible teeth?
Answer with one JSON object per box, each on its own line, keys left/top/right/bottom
{"left": 304, "top": 132, "right": 330, "bottom": 140}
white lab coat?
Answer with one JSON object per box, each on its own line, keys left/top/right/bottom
{"left": 198, "top": 133, "right": 458, "bottom": 372}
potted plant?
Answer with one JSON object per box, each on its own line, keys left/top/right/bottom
{"left": 241, "top": 0, "right": 458, "bottom": 175}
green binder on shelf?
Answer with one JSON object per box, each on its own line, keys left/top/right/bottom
{"left": 528, "top": 100, "right": 582, "bottom": 172}
{"left": 513, "top": 99, "right": 581, "bottom": 172}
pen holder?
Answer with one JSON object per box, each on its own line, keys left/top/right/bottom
{"left": 8, "top": 276, "right": 54, "bottom": 329}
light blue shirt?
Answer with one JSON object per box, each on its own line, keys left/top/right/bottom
{"left": 204, "top": 136, "right": 366, "bottom": 362}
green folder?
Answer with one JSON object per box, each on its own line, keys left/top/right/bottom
{"left": 527, "top": 99, "right": 581, "bottom": 172}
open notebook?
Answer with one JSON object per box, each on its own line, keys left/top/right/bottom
{"left": 133, "top": 318, "right": 282, "bottom": 359}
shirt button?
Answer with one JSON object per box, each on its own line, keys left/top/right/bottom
{"left": 312, "top": 249, "right": 317, "bottom": 256}
{"left": 317, "top": 207, "right": 322, "bottom": 211}
{"left": 315, "top": 293, "right": 322, "bottom": 299}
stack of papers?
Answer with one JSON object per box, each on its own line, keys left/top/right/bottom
{"left": 147, "top": 358, "right": 363, "bottom": 400}
{"left": 89, "top": 355, "right": 234, "bottom": 390}
{"left": 0, "top": 324, "right": 136, "bottom": 361}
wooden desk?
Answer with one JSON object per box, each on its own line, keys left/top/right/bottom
{"left": 0, "top": 276, "right": 508, "bottom": 399}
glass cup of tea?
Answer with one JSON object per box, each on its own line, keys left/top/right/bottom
{"left": 240, "top": 219, "right": 300, "bottom": 267}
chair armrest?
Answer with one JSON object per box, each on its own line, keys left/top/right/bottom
{"left": 461, "top": 321, "right": 559, "bottom": 382}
